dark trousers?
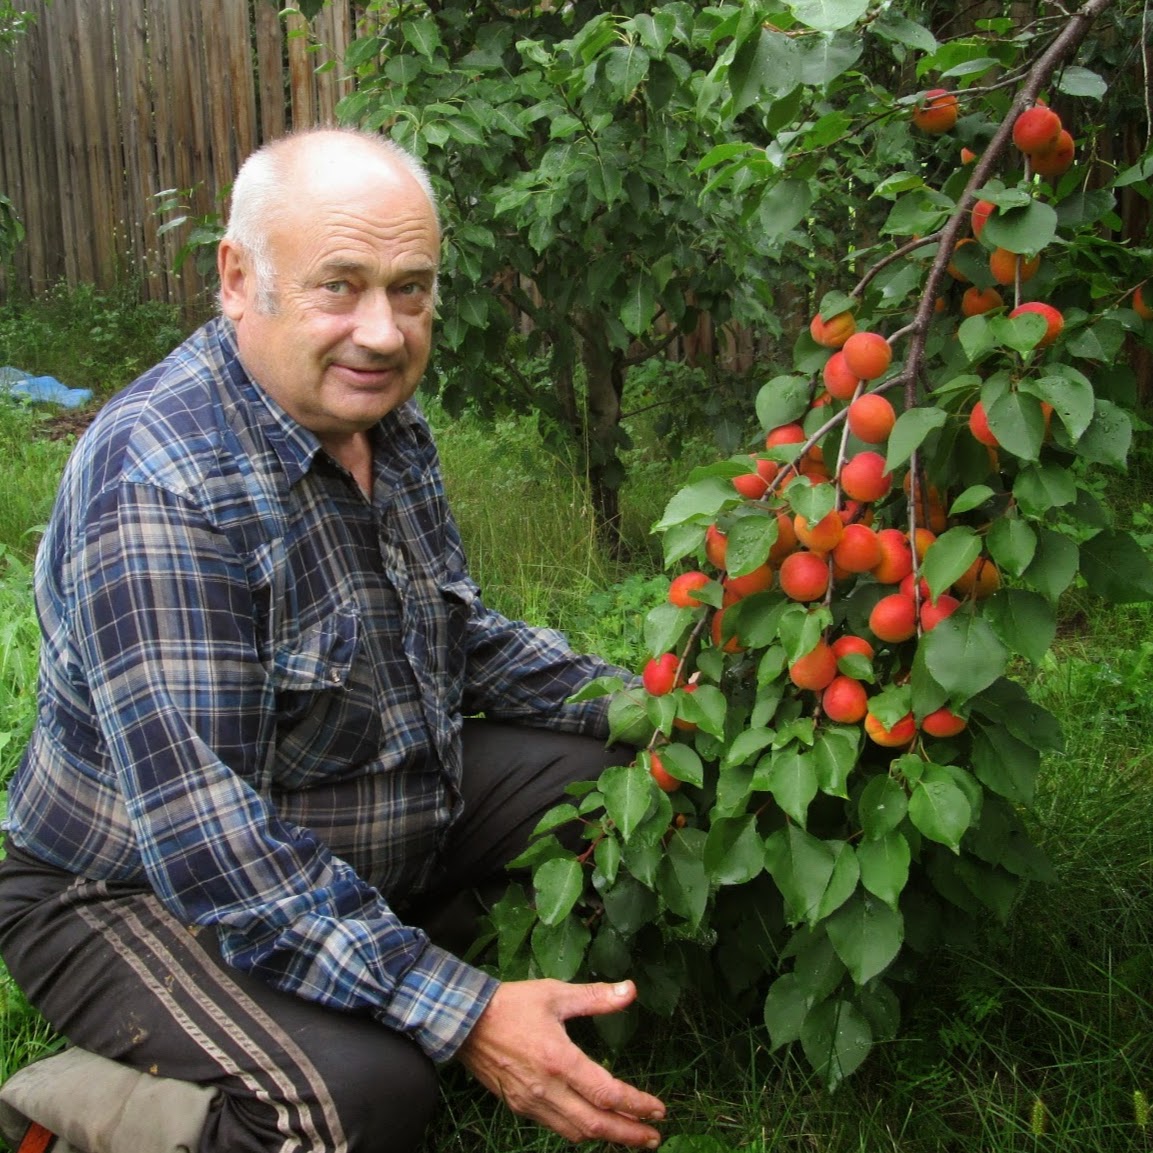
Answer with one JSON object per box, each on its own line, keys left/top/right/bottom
{"left": 0, "top": 722, "right": 631, "bottom": 1153}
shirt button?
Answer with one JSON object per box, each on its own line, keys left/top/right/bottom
{"left": 329, "top": 670, "right": 342, "bottom": 684}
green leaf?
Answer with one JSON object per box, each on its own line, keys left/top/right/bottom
{"left": 796, "top": 33, "right": 863, "bottom": 87}
{"left": 789, "top": 0, "right": 870, "bottom": 33}
{"left": 705, "top": 815, "right": 767, "bottom": 886}
{"left": 756, "top": 375, "right": 813, "bottom": 434}
{"left": 980, "top": 200, "right": 1058, "bottom": 255}
{"left": 983, "top": 589, "right": 1056, "bottom": 665}
{"left": 531, "top": 913, "right": 590, "bottom": 980}
{"left": 872, "top": 13, "right": 938, "bottom": 52}
{"left": 970, "top": 722, "right": 1040, "bottom": 805}
{"left": 764, "top": 972, "right": 810, "bottom": 1049}
{"left": 949, "top": 485, "right": 996, "bottom": 515}
{"left": 1021, "top": 529, "right": 1080, "bottom": 602}
{"left": 858, "top": 774, "right": 908, "bottom": 840}
{"left": 908, "top": 766, "right": 972, "bottom": 852}
{"left": 723, "top": 727, "right": 776, "bottom": 769}
{"left": 814, "top": 841, "right": 860, "bottom": 920}
{"left": 1056, "top": 65, "right": 1107, "bottom": 98}
{"left": 800, "top": 998, "right": 873, "bottom": 1090}
{"left": 825, "top": 891, "right": 904, "bottom": 985}
{"left": 620, "top": 276, "right": 658, "bottom": 336}
{"left": 1079, "top": 530, "right": 1153, "bottom": 603}
{"left": 599, "top": 763, "right": 654, "bottom": 843}
{"left": 1033, "top": 366, "right": 1096, "bottom": 442}
{"left": 766, "top": 749, "right": 819, "bottom": 828}
{"left": 658, "top": 828, "right": 709, "bottom": 927}
{"left": 856, "top": 831, "right": 910, "bottom": 911}
{"left": 643, "top": 602, "right": 691, "bottom": 657}
{"left": 654, "top": 478, "right": 736, "bottom": 531}
{"left": 884, "top": 407, "right": 947, "bottom": 474}
{"left": 1075, "top": 400, "right": 1132, "bottom": 468}
{"left": 759, "top": 179, "right": 816, "bottom": 242}
{"left": 922, "top": 526, "right": 983, "bottom": 601}
{"left": 922, "top": 614, "right": 1009, "bottom": 702}
{"left": 1012, "top": 462, "right": 1077, "bottom": 516}
{"left": 730, "top": 27, "right": 801, "bottom": 114}
{"left": 601, "top": 873, "right": 658, "bottom": 934}
{"left": 679, "top": 683, "right": 729, "bottom": 740}
{"left": 811, "top": 725, "right": 860, "bottom": 798}
{"left": 986, "top": 517, "right": 1036, "bottom": 577}
{"left": 594, "top": 835, "right": 621, "bottom": 887}
{"left": 402, "top": 17, "right": 443, "bottom": 59}
{"left": 727, "top": 513, "right": 779, "bottom": 576}
{"left": 985, "top": 386, "right": 1045, "bottom": 462}
{"left": 658, "top": 742, "right": 704, "bottom": 788}
{"left": 491, "top": 883, "right": 538, "bottom": 973}
{"left": 765, "top": 823, "right": 843, "bottom": 925}
{"left": 534, "top": 856, "right": 586, "bottom": 926}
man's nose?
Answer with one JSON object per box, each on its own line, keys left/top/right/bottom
{"left": 354, "top": 291, "right": 404, "bottom": 354}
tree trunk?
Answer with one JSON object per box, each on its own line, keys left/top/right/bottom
{"left": 578, "top": 313, "right": 628, "bottom": 557}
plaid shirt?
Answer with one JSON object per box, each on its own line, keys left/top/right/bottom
{"left": 6, "top": 317, "right": 620, "bottom": 1062}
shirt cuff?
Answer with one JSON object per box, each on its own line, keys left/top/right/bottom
{"left": 381, "top": 941, "right": 500, "bottom": 1063}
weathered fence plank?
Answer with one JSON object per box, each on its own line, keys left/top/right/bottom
{"left": 0, "top": 0, "right": 359, "bottom": 309}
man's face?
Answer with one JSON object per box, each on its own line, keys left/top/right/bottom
{"left": 219, "top": 156, "right": 440, "bottom": 447}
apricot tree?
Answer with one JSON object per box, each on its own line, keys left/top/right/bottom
{"left": 484, "top": 0, "right": 1153, "bottom": 1085}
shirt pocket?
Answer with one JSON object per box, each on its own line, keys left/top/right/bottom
{"left": 269, "top": 600, "right": 361, "bottom": 723}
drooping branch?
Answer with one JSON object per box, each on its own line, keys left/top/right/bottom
{"left": 897, "top": 0, "right": 1116, "bottom": 412}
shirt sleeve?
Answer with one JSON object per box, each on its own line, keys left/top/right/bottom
{"left": 72, "top": 478, "right": 495, "bottom": 1062}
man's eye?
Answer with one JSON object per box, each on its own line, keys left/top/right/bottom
{"left": 322, "top": 281, "right": 352, "bottom": 295}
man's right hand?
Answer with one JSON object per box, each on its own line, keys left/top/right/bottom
{"left": 457, "top": 978, "right": 666, "bottom": 1148}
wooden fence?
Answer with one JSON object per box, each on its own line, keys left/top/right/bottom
{"left": 0, "top": 0, "right": 358, "bottom": 307}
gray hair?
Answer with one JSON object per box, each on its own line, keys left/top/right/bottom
{"left": 222, "top": 128, "right": 439, "bottom": 312}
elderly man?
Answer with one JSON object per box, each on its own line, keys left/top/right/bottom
{"left": 0, "top": 128, "right": 665, "bottom": 1152}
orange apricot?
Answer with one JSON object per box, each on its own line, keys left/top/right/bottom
{"left": 839, "top": 451, "right": 893, "bottom": 503}
{"left": 822, "top": 675, "right": 869, "bottom": 724}
{"left": 768, "top": 511, "right": 799, "bottom": 566}
{"left": 919, "top": 592, "right": 961, "bottom": 631}
{"left": 842, "top": 332, "right": 893, "bottom": 381}
{"left": 848, "top": 393, "right": 897, "bottom": 444}
{"left": 794, "top": 509, "right": 844, "bottom": 553}
{"left": 778, "top": 550, "right": 830, "bottom": 602}
{"left": 831, "top": 522, "right": 883, "bottom": 573}
{"left": 642, "top": 653, "right": 680, "bottom": 696}
{"left": 722, "top": 563, "right": 774, "bottom": 604}
{"left": 947, "top": 238, "right": 978, "bottom": 282}
{"left": 809, "top": 310, "right": 856, "bottom": 349}
{"left": 1133, "top": 285, "right": 1153, "bottom": 321}
{"left": 871, "top": 528, "right": 914, "bottom": 584}
{"left": 921, "top": 707, "right": 968, "bottom": 738}
{"left": 649, "top": 751, "right": 682, "bottom": 792}
{"left": 1009, "top": 301, "right": 1064, "bottom": 348}
{"left": 865, "top": 711, "right": 917, "bottom": 748}
{"left": 831, "top": 634, "right": 875, "bottom": 662}
{"left": 989, "top": 247, "right": 1040, "bottom": 286}
{"left": 822, "top": 350, "right": 861, "bottom": 401}
{"left": 869, "top": 593, "right": 918, "bottom": 643}
{"left": 789, "top": 640, "right": 838, "bottom": 692}
{"left": 970, "top": 199, "right": 996, "bottom": 240}
{"left": 1031, "top": 129, "right": 1074, "bottom": 177}
{"left": 953, "top": 556, "right": 1001, "bottom": 599}
{"left": 968, "top": 400, "right": 999, "bottom": 447}
{"left": 669, "top": 571, "right": 710, "bottom": 608}
{"left": 1012, "top": 105, "right": 1062, "bottom": 154}
{"left": 961, "top": 285, "right": 1004, "bottom": 317}
{"left": 705, "top": 523, "right": 728, "bottom": 570}
{"left": 912, "top": 88, "right": 958, "bottom": 134}
{"left": 711, "top": 607, "right": 744, "bottom": 653}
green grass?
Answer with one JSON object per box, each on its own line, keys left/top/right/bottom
{"left": 1, "top": 310, "right": 1153, "bottom": 1151}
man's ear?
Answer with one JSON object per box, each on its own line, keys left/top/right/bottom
{"left": 218, "top": 239, "right": 248, "bottom": 321}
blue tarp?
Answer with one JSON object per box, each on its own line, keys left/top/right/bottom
{"left": 1, "top": 365, "right": 93, "bottom": 409}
